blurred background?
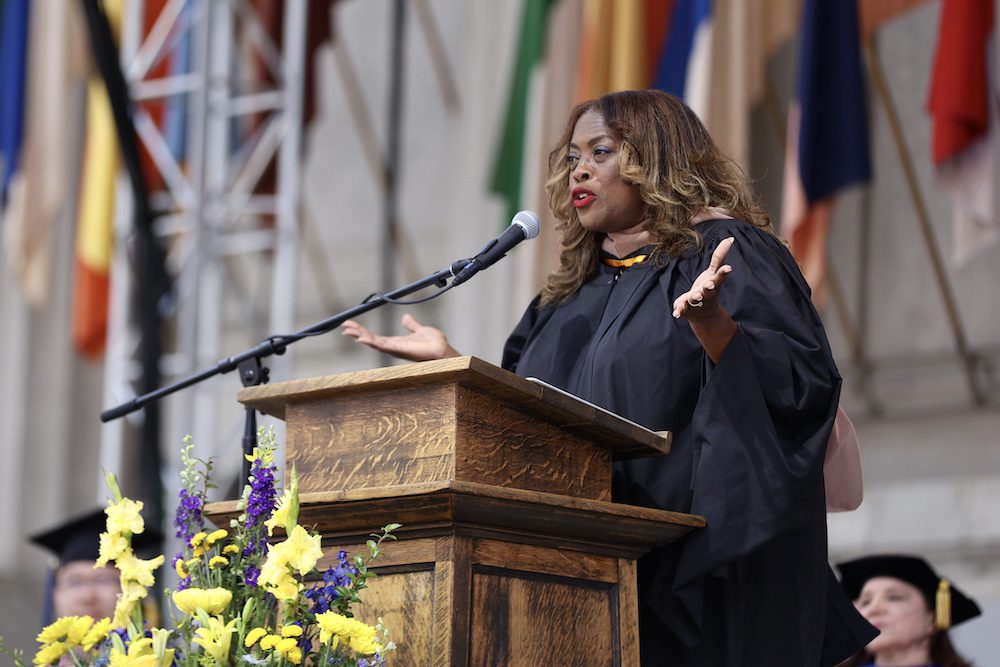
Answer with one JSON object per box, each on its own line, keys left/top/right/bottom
{"left": 0, "top": 0, "right": 997, "bottom": 659}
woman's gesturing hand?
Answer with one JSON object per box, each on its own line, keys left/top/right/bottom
{"left": 341, "top": 313, "right": 460, "bottom": 362}
{"left": 672, "top": 237, "right": 735, "bottom": 320}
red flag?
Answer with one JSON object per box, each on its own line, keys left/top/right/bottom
{"left": 927, "top": 0, "right": 997, "bottom": 265}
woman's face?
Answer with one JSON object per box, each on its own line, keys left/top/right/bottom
{"left": 855, "top": 576, "right": 935, "bottom": 659}
{"left": 566, "top": 109, "right": 644, "bottom": 235}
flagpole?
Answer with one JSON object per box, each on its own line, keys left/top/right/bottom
{"left": 863, "top": 36, "right": 985, "bottom": 406}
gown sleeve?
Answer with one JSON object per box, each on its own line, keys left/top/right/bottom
{"left": 501, "top": 294, "right": 544, "bottom": 374}
{"left": 672, "top": 220, "right": 839, "bottom": 587}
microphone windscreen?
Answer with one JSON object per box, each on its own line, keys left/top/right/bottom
{"left": 513, "top": 210, "right": 541, "bottom": 239}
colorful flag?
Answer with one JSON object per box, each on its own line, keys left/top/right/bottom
{"left": 0, "top": 0, "right": 30, "bottom": 205}
{"left": 73, "top": 0, "right": 125, "bottom": 358}
{"left": 652, "top": 0, "right": 712, "bottom": 111}
{"left": 2, "top": 1, "right": 89, "bottom": 305}
{"left": 489, "top": 0, "right": 556, "bottom": 223}
{"left": 781, "top": 0, "right": 871, "bottom": 303}
{"left": 927, "top": 0, "right": 997, "bottom": 266}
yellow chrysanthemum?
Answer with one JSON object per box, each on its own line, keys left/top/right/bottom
{"left": 244, "top": 627, "right": 268, "bottom": 648}
{"left": 32, "top": 641, "right": 67, "bottom": 666}
{"left": 37, "top": 617, "right": 75, "bottom": 644}
{"left": 264, "top": 488, "right": 292, "bottom": 536}
{"left": 96, "top": 531, "right": 129, "bottom": 568}
{"left": 117, "top": 552, "right": 163, "bottom": 588}
{"left": 285, "top": 647, "right": 303, "bottom": 665}
{"left": 222, "top": 544, "right": 240, "bottom": 555}
{"left": 105, "top": 498, "right": 145, "bottom": 537}
{"left": 65, "top": 616, "right": 94, "bottom": 646}
{"left": 172, "top": 587, "right": 233, "bottom": 615}
{"left": 258, "top": 634, "right": 281, "bottom": 650}
{"left": 81, "top": 618, "right": 112, "bottom": 651}
{"left": 208, "top": 555, "right": 228, "bottom": 568}
{"left": 35, "top": 615, "right": 93, "bottom": 649}
{"left": 315, "top": 611, "right": 350, "bottom": 646}
{"left": 205, "top": 529, "right": 228, "bottom": 546}
{"left": 275, "top": 637, "right": 297, "bottom": 654}
{"left": 279, "top": 625, "right": 303, "bottom": 638}
{"left": 192, "top": 545, "right": 206, "bottom": 558}
{"left": 192, "top": 616, "right": 238, "bottom": 665}
{"left": 349, "top": 630, "right": 380, "bottom": 656}
{"left": 174, "top": 559, "right": 188, "bottom": 579}
{"left": 189, "top": 531, "right": 207, "bottom": 547}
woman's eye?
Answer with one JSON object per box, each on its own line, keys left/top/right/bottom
{"left": 566, "top": 154, "right": 579, "bottom": 165}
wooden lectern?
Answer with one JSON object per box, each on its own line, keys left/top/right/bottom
{"left": 210, "top": 356, "right": 703, "bottom": 666}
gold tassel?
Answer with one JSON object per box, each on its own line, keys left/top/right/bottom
{"left": 935, "top": 579, "right": 951, "bottom": 630}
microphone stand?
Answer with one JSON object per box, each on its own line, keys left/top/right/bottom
{"left": 102, "top": 261, "right": 468, "bottom": 485}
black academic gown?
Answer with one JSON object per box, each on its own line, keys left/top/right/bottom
{"left": 501, "top": 219, "right": 876, "bottom": 666}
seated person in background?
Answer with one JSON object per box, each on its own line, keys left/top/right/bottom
{"left": 837, "top": 554, "right": 982, "bottom": 667}
{"left": 31, "top": 508, "right": 159, "bottom": 622}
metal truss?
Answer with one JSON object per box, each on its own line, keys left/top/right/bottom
{"left": 101, "top": 0, "right": 307, "bottom": 491}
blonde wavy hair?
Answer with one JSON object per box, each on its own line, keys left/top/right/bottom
{"left": 541, "top": 89, "right": 773, "bottom": 305}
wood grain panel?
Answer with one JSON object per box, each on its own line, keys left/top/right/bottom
{"left": 470, "top": 568, "right": 615, "bottom": 666}
{"left": 617, "top": 558, "right": 639, "bottom": 667}
{"left": 454, "top": 385, "right": 611, "bottom": 500}
{"left": 237, "top": 356, "right": 670, "bottom": 458}
{"left": 288, "top": 385, "right": 457, "bottom": 493}
{"left": 473, "top": 538, "right": 620, "bottom": 584}
{"left": 348, "top": 569, "right": 434, "bottom": 667}
{"left": 432, "top": 536, "right": 472, "bottom": 667}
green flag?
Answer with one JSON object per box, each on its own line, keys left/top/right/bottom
{"left": 489, "top": 0, "right": 555, "bottom": 223}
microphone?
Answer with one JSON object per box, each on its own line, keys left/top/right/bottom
{"left": 451, "top": 210, "right": 541, "bottom": 286}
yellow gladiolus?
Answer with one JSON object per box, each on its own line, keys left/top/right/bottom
{"left": 105, "top": 498, "right": 145, "bottom": 537}
{"left": 96, "top": 531, "right": 129, "bottom": 568}
{"left": 113, "top": 581, "right": 148, "bottom": 628}
{"left": 117, "top": 552, "right": 164, "bottom": 588}
{"left": 264, "top": 488, "right": 292, "bottom": 536}
{"left": 172, "top": 587, "right": 233, "bottom": 615}
{"left": 280, "top": 525, "right": 323, "bottom": 575}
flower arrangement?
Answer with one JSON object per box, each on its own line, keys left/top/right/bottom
{"left": 6, "top": 429, "right": 398, "bottom": 667}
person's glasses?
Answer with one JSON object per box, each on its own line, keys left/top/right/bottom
{"left": 57, "top": 570, "right": 120, "bottom": 591}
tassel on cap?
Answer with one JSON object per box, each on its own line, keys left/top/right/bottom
{"left": 935, "top": 578, "right": 952, "bottom": 630}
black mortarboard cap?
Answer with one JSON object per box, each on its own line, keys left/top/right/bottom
{"left": 30, "top": 507, "right": 161, "bottom": 565}
{"left": 837, "top": 554, "right": 982, "bottom": 630}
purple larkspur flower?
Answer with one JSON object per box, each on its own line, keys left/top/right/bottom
{"left": 173, "top": 488, "right": 204, "bottom": 543}
{"left": 245, "top": 563, "right": 260, "bottom": 588}
{"left": 304, "top": 550, "right": 358, "bottom": 613}
{"left": 243, "top": 457, "right": 278, "bottom": 558}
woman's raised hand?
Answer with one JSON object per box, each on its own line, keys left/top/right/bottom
{"left": 341, "top": 313, "right": 460, "bottom": 362}
{"left": 672, "top": 237, "right": 735, "bottom": 320}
